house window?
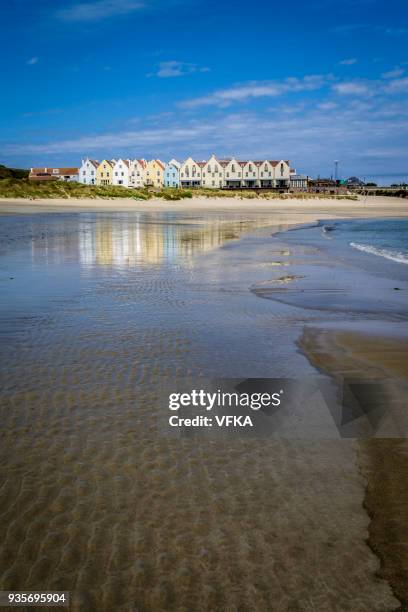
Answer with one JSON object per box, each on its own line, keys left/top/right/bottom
{"left": 232, "top": 164, "right": 235, "bottom": 172}
{"left": 264, "top": 165, "right": 268, "bottom": 171}
{"left": 82, "top": 171, "right": 85, "bottom": 176}
{"left": 226, "top": 172, "right": 229, "bottom": 177}
{"left": 212, "top": 180, "right": 215, "bottom": 186}
{"left": 280, "top": 163, "right": 284, "bottom": 176}
{"left": 122, "top": 172, "right": 124, "bottom": 177}
{"left": 249, "top": 164, "right": 252, "bottom": 171}
{"left": 115, "top": 172, "right": 118, "bottom": 176}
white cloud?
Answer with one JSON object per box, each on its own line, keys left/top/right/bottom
{"left": 150, "top": 61, "right": 210, "bottom": 78}
{"left": 179, "top": 75, "right": 329, "bottom": 108}
{"left": 385, "top": 77, "right": 408, "bottom": 93}
{"left": 332, "top": 82, "right": 370, "bottom": 95}
{"left": 26, "top": 57, "right": 39, "bottom": 65}
{"left": 382, "top": 66, "right": 405, "bottom": 79}
{"left": 318, "top": 101, "right": 338, "bottom": 110}
{"left": 57, "top": 0, "right": 145, "bottom": 21}
{"left": 339, "top": 58, "right": 357, "bottom": 65}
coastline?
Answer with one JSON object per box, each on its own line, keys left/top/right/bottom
{"left": 298, "top": 327, "right": 408, "bottom": 608}
{"left": 0, "top": 194, "right": 408, "bottom": 218}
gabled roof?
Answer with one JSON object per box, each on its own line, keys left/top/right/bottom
{"left": 196, "top": 161, "right": 206, "bottom": 167}
{"left": 30, "top": 167, "right": 78, "bottom": 175}
{"left": 99, "top": 159, "right": 114, "bottom": 168}
{"left": 83, "top": 159, "right": 98, "bottom": 168}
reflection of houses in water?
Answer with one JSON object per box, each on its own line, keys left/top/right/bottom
{"left": 78, "top": 214, "right": 273, "bottom": 268}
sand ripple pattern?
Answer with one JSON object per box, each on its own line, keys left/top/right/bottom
{"left": 0, "top": 212, "right": 399, "bottom": 611}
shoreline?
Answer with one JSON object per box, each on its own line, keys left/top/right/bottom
{"left": 0, "top": 194, "right": 408, "bottom": 218}
{"left": 298, "top": 326, "right": 408, "bottom": 608}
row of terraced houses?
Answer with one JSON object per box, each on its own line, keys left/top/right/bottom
{"left": 76, "top": 155, "right": 294, "bottom": 189}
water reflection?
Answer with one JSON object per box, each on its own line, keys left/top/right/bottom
{"left": 27, "top": 212, "right": 278, "bottom": 269}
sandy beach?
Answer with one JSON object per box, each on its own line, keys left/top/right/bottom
{"left": 0, "top": 195, "right": 407, "bottom": 610}
{"left": 1, "top": 193, "right": 408, "bottom": 218}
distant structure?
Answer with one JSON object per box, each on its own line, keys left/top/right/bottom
{"left": 29, "top": 167, "right": 79, "bottom": 182}
{"left": 334, "top": 160, "right": 339, "bottom": 182}
{"left": 346, "top": 176, "right": 365, "bottom": 189}
{"left": 290, "top": 174, "right": 309, "bottom": 191}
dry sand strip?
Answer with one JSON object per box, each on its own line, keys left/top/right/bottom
{"left": 0, "top": 195, "right": 408, "bottom": 218}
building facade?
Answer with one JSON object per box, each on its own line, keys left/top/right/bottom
{"left": 290, "top": 174, "right": 309, "bottom": 191}
{"left": 145, "top": 160, "right": 165, "bottom": 188}
{"left": 112, "top": 159, "right": 131, "bottom": 187}
{"left": 180, "top": 157, "right": 203, "bottom": 188}
{"left": 129, "top": 159, "right": 147, "bottom": 188}
{"left": 76, "top": 155, "right": 293, "bottom": 190}
{"left": 79, "top": 159, "right": 98, "bottom": 185}
{"left": 96, "top": 160, "right": 114, "bottom": 186}
{"left": 164, "top": 159, "right": 181, "bottom": 188}
{"left": 201, "top": 155, "right": 225, "bottom": 188}
{"left": 29, "top": 167, "right": 79, "bottom": 182}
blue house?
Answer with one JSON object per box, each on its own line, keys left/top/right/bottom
{"left": 164, "top": 159, "right": 180, "bottom": 188}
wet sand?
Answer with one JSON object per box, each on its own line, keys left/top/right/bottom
{"left": 0, "top": 208, "right": 407, "bottom": 610}
{"left": 299, "top": 327, "right": 408, "bottom": 609}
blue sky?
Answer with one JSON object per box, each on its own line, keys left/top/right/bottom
{"left": 1, "top": 0, "right": 407, "bottom": 182}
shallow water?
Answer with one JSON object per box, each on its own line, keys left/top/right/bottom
{"left": 0, "top": 212, "right": 401, "bottom": 611}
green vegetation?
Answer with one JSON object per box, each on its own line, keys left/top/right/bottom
{"left": 0, "top": 179, "right": 150, "bottom": 200}
{"left": 0, "top": 165, "right": 29, "bottom": 180}
{"left": 0, "top": 178, "right": 358, "bottom": 201}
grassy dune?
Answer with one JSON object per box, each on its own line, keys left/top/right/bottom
{"left": 0, "top": 178, "right": 358, "bottom": 200}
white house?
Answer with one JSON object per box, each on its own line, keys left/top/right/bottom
{"left": 79, "top": 159, "right": 98, "bottom": 185}
{"left": 256, "top": 160, "right": 274, "bottom": 188}
{"left": 241, "top": 160, "right": 258, "bottom": 188}
{"left": 129, "top": 159, "right": 147, "bottom": 188}
{"left": 112, "top": 159, "right": 131, "bottom": 187}
{"left": 272, "top": 160, "right": 291, "bottom": 188}
{"left": 224, "top": 158, "right": 244, "bottom": 188}
{"left": 201, "top": 155, "right": 225, "bottom": 188}
{"left": 179, "top": 157, "right": 203, "bottom": 188}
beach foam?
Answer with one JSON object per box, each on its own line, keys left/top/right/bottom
{"left": 350, "top": 242, "right": 408, "bottom": 265}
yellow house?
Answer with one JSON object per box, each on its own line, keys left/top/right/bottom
{"left": 96, "top": 160, "right": 115, "bottom": 186}
{"left": 145, "top": 159, "right": 165, "bottom": 188}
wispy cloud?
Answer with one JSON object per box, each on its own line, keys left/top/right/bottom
{"left": 26, "top": 57, "right": 39, "bottom": 65}
{"left": 332, "top": 81, "right": 370, "bottom": 95}
{"left": 385, "top": 27, "right": 408, "bottom": 36}
{"left": 149, "top": 61, "right": 210, "bottom": 78}
{"left": 4, "top": 98, "right": 408, "bottom": 181}
{"left": 382, "top": 66, "right": 405, "bottom": 79}
{"left": 339, "top": 58, "right": 357, "bottom": 65}
{"left": 331, "top": 24, "right": 367, "bottom": 34}
{"left": 385, "top": 77, "right": 408, "bottom": 93}
{"left": 57, "top": 0, "right": 146, "bottom": 22}
{"left": 179, "top": 75, "right": 330, "bottom": 108}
